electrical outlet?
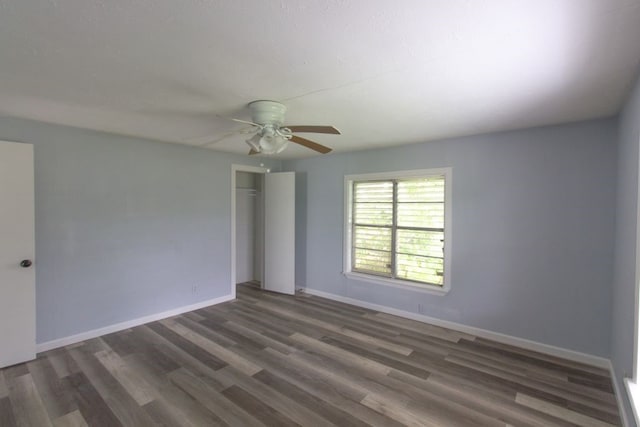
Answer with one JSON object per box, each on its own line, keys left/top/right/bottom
{"left": 417, "top": 303, "right": 425, "bottom": 314}
{"left": 191, "top": 284, "right": 198, "bottom": 294}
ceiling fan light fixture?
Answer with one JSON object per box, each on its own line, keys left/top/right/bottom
{"left": 245, "top": 132, "right": 289, "bottom": 155}
{"left": 259, "top": 134, "right": 289, "bottom": 154}
{"left": 229, "top": 100, "right": 336, "bottom": 155}
{"left": 245, "top": 133, "right": 262, "bottom": 152}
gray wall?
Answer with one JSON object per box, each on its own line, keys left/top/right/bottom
{"left": 285, "top": 119, "right": 617, "bottom": 357}
{"left": 0, "top": 117, "right": 280, "bottom": 344}
{"left": 612, "top": 72, "right": 640, "bottom": 426}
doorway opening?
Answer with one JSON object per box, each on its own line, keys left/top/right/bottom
{"left": 231, "top": 165, "right": 296, "bottom": 298}
{"left": 235, "top": 170, "right": 264, "bottom": 291}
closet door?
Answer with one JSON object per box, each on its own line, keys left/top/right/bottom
{"left": 263, "top": 172, "right": 295, "bottom": 295}
{"left": 0, "top": 141, "right": 36, "bottom": 368}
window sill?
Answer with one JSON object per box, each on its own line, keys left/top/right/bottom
{"left": 343, "top": 271, "right": 449, "bottom": 296}
{"left": 625, "top": 378, "right": 640, "bottom": 425}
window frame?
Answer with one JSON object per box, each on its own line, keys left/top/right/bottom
{"left": 343, "top": 168, "right": 452, "bottom": 295}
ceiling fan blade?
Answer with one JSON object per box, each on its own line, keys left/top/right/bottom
{"left": 195, "top": 126, "right": 256, "bottom": 146}
{"left": 286, "top": 125, "right": 340, "bottom": 135}
{"left": 231, "top": 118, "right": 262, "bottom": 127}
{"left": 198, "top": 131, "right": 242, "bottom": 146}
{"left": 290, "top": 135, "right": 332, "bottom": 154}
{"left": 215, "top": 114, "right": 263, "bottom": 128}
{"left": 249, "top": 148, "right": 259, "bottom": 155}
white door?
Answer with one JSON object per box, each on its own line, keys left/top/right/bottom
{"left": 263, "top": 172, "right": 295, "bottom": 295}
{"left": 0, "top": 141, "right": 36, "bottom": 368}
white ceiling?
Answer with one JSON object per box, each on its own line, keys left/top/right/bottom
{"left": 0, "top": 1, "right": 639, "bottom": 158}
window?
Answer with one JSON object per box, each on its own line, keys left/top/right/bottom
{"left": 344, "top": 168, "right": 451, "bottom": 294}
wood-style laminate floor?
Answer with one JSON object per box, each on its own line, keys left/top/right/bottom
{"left": 0, "top": 282, "right": 622, "bottom": 426}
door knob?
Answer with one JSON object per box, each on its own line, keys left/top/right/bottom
{"left": 20, "top": 259, "right": 32, "bottom": 268}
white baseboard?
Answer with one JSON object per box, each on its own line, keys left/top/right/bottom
{"left": 36, "top": 294, "right": 235, "bottom": 353}
{"left": 303, "top": 288, "right": 610, "bottom": 369}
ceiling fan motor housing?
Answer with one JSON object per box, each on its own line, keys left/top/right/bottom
{"left": 248, "top": 100, "right": 286, "bottom": 126}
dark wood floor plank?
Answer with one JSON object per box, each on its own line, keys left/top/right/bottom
{"left": 67, "top": 344, "right": 157, "bottom": 426}
{"left": 278, "top": 343, "right": 445, "bottom": 425}
{"left": 143, "top": 398, "right": 204, "bottom": 427}
{"left": 2, "top": 363, "right": 28, "bottom": 380}
{"left": 447, "top": 348, "right": 615, "bottom": 403}
{"left": 365, "top": 311, "right": 475, "bottom": 342}
{"left": 402, "top": 341, "right": 614, "bottom": 415}
{"left": 288, "top": 294, "right": 379, "bottom": 321}
{"left": 445, "top": 354, "right": 619, "bottom": 414}
{"left": 160, "top": 318, "right": 262, "bottom": 376}
{"left": 220, "top": 303, "right": 319, "bottom": 344}
{"left": 296, "top": 292, "right": 372, "bottom": 316}
{"left": 147, "top": 321, "right": 228, "bottom": 370}
{"left": 0, "top": 396, "right": 17, "bottom": 427}
{"left": 390, "top": 332, "right": 455, "bottom": 358}
{"left": 175, "top": 315, "right": 238, "bottom": 348}
{"left": 289, "top": 346, "right": 506, "bottom": 427}
{"left": 221, "top": 385, "right": 300, "bottom": 427}
{"left": 319, "top": 334, "right": 433, "bottom": 379}
{"left": 125, "top": 354, "right": 228, "bottom": 426}
{"left": 230, "top": 344, "right": 370, "bottom": 404}
{"left": 447, "top": 342, "right": 570, "bottom": 382}
{"left": 199, "top": 318, "right": 267, "bottom": 351}
{"left": 404, "top": 350, "right": 521, "bottom": 401}
{"left": 256, "top": 300, "right": 415, "bottom": 355}
{"left": 223, "top": 320, "right": 294, "bottom": 355}
{"left": 568, "top": 372, "right": 615, "bottom": 393}
{"left": 469, "top": 337, "right": 610, "bottom": 376}
{"left": 235, "top": 346, "right": 405, "bottom": 427}
{"left": 0, "top": 283, "right": 623, "bottom": 426}
{"left": 66, "top": 371, "right": 122, "bottom": 427}
{"left": 131, "top": 325, "right": 228, "bottom": 391}
{"left": 122, "top": 329, "right": 181, "bottom": 374}
{"left": 420, "top": 372, "right": 578, "bottom": 427}
{"left": 565, "top": 400, "right": 622, "bottom": 426}
{"left": 515, "top": 393, "right": 618, "bottom": 427}
{"left": 260, "top": 291, "right": 402, "bottom": 339}
{"left": 100, "top": 330, "right": 138, "bottom": 358}
{"left": 253, "top": 369, "right": 371, "bottom": 427}
{"left": 169, "top": 367, "right": 265, "bottom": 427}
{"left": 198, "top": 305, "right": 239, "bottom": 324}
{"left": 45, "top": 348, "right": 81, "bottom": 379}
{"left": 52, "top": 409, "right": 89, "bottom": 427}
{"left": 0, "top": 371, "right": 7, "bottom": 399}
{"left": 182, "top": 311, "right": 207, "bottom": 323}
{"left": 214, "top": 302, "right": 324, "bottom": 340}
{"left": 93, "top": 348, "right": 158, "bottom": 406}
{"left": 291, "top": 332, "right": 394, "bottom": 376}
{"left": 214, "top": 365, "right": 335, "bottom": 427}
{"left": 456, "top": 339, "right": 608, "bottom": 385}
{"left": 6, "top": 373, "right": 53, "bottom": 427}
{"left": 27, "top": 356, "right": 78, "bottom": 420}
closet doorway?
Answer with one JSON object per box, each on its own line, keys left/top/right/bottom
{"left": 235, "top": 170, "right": 264, "bottom": 286}
{"left": 231, "top": 165, "right": 295, "bottom": 297}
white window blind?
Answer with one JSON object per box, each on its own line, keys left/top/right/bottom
{"left": 352, "top": 175, "right": 446, "bottom": 286}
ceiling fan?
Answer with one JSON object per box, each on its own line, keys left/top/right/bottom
{"left": 221, "top": 100, "right": 340, "bottom": 155}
